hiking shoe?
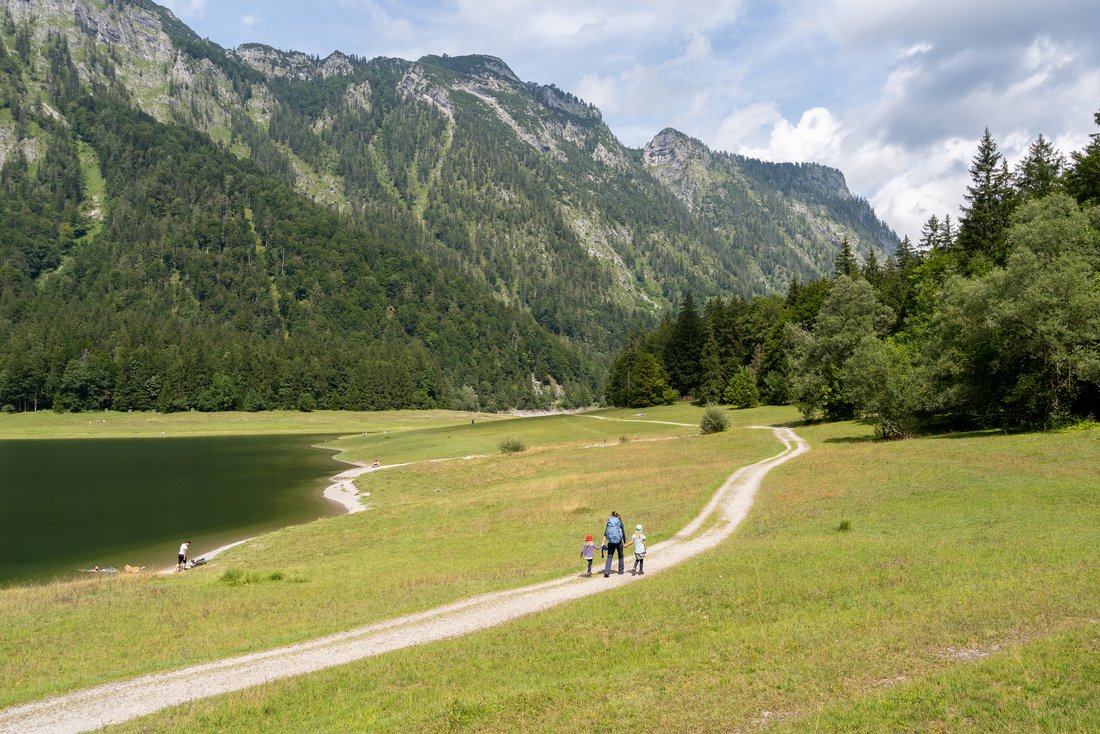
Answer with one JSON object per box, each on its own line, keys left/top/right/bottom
{"left": 603, "top": 573, "right": 609, "bottom": 578}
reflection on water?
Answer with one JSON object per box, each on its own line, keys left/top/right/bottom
{"left": 0, "top": 434, "right": 343, "bottom": 585}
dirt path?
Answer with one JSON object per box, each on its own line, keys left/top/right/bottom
{"left": 0, "top": 425, "right": 807, "bottom": 734}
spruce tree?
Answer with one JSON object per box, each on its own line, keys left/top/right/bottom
{"left": 918, "top": 215, "right": 940, "bottom": 252}
{"left": 1065, "top": 110, "right": 1100, "bottom": 205}
{"left": 1014, "top": 134, "right": 1065, "bottom": 200}
{"left": 697, "top": 330, "right": 725, "bottom": 404}
{"left": 833, "top": 236, "right": 858, "bottom": 277}
{"left": 663, "top": 293, "right": 703, "bottom": 397}
{"left": 957, "top": 128, "right": 1016, "bottom": 268}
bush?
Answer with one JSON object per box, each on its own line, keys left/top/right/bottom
{"left": 723, "top": 366, "right": 760, "bottom": 408}
{"left": 499, "top": 437, "right": 527, "bottom": 453}
{"left": 700, "top": 406, "right": 730, "bottom": 434}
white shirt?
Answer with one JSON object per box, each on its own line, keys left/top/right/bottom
{"left": 179, "top": 543, "right": 189, "bottom": 555}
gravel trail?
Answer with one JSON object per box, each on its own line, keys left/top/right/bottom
{"left": 0, "top": 425, "right": 807, "bottom": 734}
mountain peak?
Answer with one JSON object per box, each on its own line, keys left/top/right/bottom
{"left": 643, "top": 128, "right": 711, "bottom": 168}
{"left": 420, "top": 53, "right": 522, "bottom": 85}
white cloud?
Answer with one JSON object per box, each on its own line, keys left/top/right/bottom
{"left": 240, "top": 15, "right": 260, "bottom": 30}
{"left": 574, "top": 73, "right": 619, "bottom": 116}
{"left": 160, "top": 0, "right": 208, "bottom": 19}
{"left": 711, "top": 102, "right": 782, "bottom": 152}
{"left": 740, "top": 108, "right": 843, "bottom": 165}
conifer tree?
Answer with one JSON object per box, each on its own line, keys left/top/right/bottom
{"left": 833, "top": 236, "right": 859, "bottom": 277}
{"left": 1014, "top": 134, "right": 1065, "bottom": 200}
{"left": 1065, "top": 110, "right": 1100, "bottom": 205}
{"left": 957, "top": 128, "right": 1016, "bottom": 268}
{"left": 663, "top": 293, "right": 703, "bottom": 397}
{"left": 918, "top": 215, "right": 941, "bottom": 252}
{"left": 697, "top": 330, "right": 725, "bottom": 404}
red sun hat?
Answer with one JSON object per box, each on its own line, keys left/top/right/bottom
{"left": 585, "top": 535, "right": 593, "bottom": 541}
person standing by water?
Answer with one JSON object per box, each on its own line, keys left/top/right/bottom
{"left": 603, "top": 511, "right": 626, "bottom": 577}
{"left": 176, "top": 540, "right": 190, "bottom": 572}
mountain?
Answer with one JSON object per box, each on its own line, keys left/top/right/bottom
{"left": 643, "top": 128, "right": 898, "bottom": 291}
{"left": 0, "top": 0, "right": 898, "bottom": 412}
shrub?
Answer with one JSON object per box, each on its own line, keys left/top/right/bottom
{"left": 723, "top": 366, "right": 760, "bottom": 408}
{"left": 499, "top": 437, "right": 526, "bottom": 453}
{"left": 700, "top": 406, "right": 730, "bottom": 434}
{"left": 220, "top": 568, "right": 264, "bottom": 585}
{"left": 219, "top": 568, "right": 243, "bottom": 585}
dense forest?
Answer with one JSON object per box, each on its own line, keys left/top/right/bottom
{"left": 608, "top": 118, "right": 1100, "bottom": 433}
{"left": 0, "top": 31, "right": 595, "bottom": 413}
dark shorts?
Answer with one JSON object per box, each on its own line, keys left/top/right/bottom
{"left": 178, "top": 554, "right": 186, "bottom": 564}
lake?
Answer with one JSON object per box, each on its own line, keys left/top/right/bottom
{"left": 0, "top": 434, "right": 345, "bottom": 585}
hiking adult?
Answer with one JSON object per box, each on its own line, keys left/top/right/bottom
{"left": 177, "top": 540, "right": 190, "bottom": 572}
{"left": 602, "top": 511, "right": 626, "bottom": 577}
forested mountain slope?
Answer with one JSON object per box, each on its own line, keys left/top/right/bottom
{"left": 0, "top": 0, "right": 897, "bottom": 411}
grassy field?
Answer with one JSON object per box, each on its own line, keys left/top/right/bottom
{"left": 5, "top": 407, "right": 1098, "bottom": 732}
{"left": 1, "top": 405, "right": 786, "bottom": 708}
{"left": 0, "top": 408, "right": 511, "bottom": 439}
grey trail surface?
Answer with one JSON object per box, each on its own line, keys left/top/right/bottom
{"left": 1, "top": 425, "right": 808, "bottom": 734}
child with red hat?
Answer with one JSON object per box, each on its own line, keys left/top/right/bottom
{"left": 580, "top": 534, "right": 597, "bottom": 577}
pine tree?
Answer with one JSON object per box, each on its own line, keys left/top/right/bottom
{"left": 893, "top": 236, "right": 918, "bottom": 271}
{"left": 1014, "top": 134, "right": 1065, "bottom": 200}
{"left": 697, "top": 330, "right": 725, "bottom": 404}
{"left": 918, "top": 215, "right": 941, "bottom": 252}
{"left": 833, "top": 237, "right": 858, "bottom": 277}
{"left": 957, "top": 128, "right": 1016, "bottom": 268}
{"left": 862, "top": 248, "right": 882, "bottom": 287}
{"left": 940, "top": 214, "right": 956, "bottom": 249}
{"left": 663, "top": 293, "right": 703, "bottom": 397}
{"left": 1065, "top": 110, "right": 1100, "bottom": 206}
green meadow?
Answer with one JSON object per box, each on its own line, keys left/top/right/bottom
{"left": 2, "top": 407, "right": 1098, "bottom": 732}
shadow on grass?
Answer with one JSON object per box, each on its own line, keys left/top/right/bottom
{"left": 819, "top": 418, "right": 1028, "bottom": 444}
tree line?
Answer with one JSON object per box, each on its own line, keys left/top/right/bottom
{"left": 608, "top": 115, "right": 1100, "bottom": 435}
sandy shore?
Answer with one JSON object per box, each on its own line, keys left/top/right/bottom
{"left": 321, "top": 461, "right": 381, "bottom": 513}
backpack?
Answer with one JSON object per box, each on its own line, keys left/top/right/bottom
{"left": 605, "top": 517, "right": 624, "bottom": 544}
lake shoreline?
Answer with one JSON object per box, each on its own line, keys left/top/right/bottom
{"left": 163, "top": 447, "right": 379, "bottom": 574}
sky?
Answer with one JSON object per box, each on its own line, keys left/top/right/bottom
{"left": 160, "top": 0, "right": 1100, "bottom": 242}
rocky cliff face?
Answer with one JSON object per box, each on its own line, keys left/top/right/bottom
{"left": 642, "top": 127, "right": 896, "bottom": 289}
{"left": 1, "top": 0, "right": 897, "bottom": 327}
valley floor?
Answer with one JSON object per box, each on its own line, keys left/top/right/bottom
{"left": 0, "top": 424, "right": 807, "bottom": 734}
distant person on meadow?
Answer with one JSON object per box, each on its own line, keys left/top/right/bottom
{"left": 603, "top": 511, "right": 626, "bottom": 577}
{"left": 176, "top": 540, "right": 190, "bottom": 572}
{"left": 627, "top": 524, "right": 647, "bottom": 575}
{"left": 580, "top": 534, "right": 597, "bottom": 577}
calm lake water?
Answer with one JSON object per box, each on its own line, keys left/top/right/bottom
{"left": 0, "top": 434, "right": 344, "bottom": 586}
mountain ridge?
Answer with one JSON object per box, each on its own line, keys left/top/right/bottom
{"left": 0, "top": 0, "right": 898, "bottom": 411}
